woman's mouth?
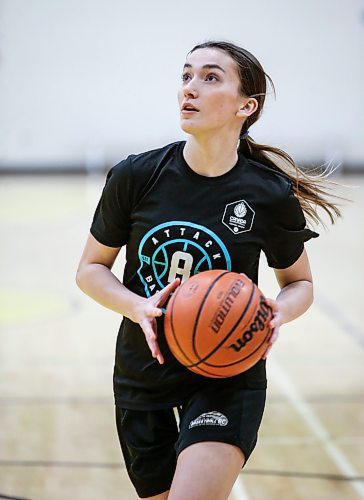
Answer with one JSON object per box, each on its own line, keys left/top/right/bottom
{"left": 181, "top": 102, "right": 199, "bottom": 114}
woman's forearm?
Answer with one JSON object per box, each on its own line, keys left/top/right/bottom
{"left": 76, "top": 263, "right": 142, "bottom": 320}
{"left": 275, "top": 280, "right": 313, "bottom": 325}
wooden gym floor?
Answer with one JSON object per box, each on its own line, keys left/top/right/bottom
{"left": 0, "top": 173, "right": 363, "bottom": 500}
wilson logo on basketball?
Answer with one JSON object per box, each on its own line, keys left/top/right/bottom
{"left": 164, "top": 270, "right": 273, "bottom": 378}
{"left": 209, "top": 279, "right": 245, "bottom": 334}
{"left": 189, "top": 411, "right": 228, "bottom": 429}
{"left": 228, "top": 298, "right": 272, "bottom": 352}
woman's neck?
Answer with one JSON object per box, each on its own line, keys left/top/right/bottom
{"left": 183, "top": 133, "right": 240, "bottom": 177}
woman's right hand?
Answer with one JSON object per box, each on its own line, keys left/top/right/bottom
{"left": 129, "top": 278, "right": 180, "bottom": 365}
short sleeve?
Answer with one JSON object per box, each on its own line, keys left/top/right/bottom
{"left": 90, "top": 157, "right": 133, "bottom": 247}
{"left": 263, "top": 185, "right": 319, "bottom": 269}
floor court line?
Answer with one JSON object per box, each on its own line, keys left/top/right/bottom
{"left": 1, "top": 460, "right": 363, "bottom": 482}
{"left": 231, "top": 475, "right": 250, "bottom": 500}
{"left": 242, "top": 468, "right": 364, "bottom": 482}
{"left": 269, "top": 359, "right": 364, "bottom": 498}
{"left": 2, "top": 394, "right": 364, "bottom": 405}
{"left": 316, "top": 292, "right": 364, "bottom": 349}
{"left": 0, "top": 494, "right": 32, "bottom": 500}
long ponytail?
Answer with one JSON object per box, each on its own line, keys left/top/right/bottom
{"left": 239, "top": 135, "right": 342, "bottom": 225}
{"left": 190, "top": 40, "right": 343, "bottom": 226}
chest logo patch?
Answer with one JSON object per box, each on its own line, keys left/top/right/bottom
{"left": 222, "top": 199, "right": 255, "bottom": 234}
{"left": 137, "top": 221, "right": 231, "bottom": 297}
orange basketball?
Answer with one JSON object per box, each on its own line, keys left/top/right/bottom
{"left": 164, "top": 270, "right": 273, "bottom": 378}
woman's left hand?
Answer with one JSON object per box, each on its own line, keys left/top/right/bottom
{"left": 262, "top": 298, "right": 283, "bottom": 359}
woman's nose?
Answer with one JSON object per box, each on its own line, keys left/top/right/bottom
{"left": 183, "top": 80, "right": 198, "bottom": 98}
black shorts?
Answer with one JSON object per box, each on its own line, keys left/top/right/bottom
{"left": 115, "top": 385, "right": 266, "bottom": 498}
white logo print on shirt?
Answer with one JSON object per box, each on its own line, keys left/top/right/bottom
{"left": 222, "top": 199, "right": 255, "bottom": 234}
{"left": 189, "top": 411, "right": 228, "bottom": 429}
{"left": 234, "top": 202, "right": 247, "bottom": 218}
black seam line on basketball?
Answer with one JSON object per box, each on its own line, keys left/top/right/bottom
{"left": 170, "top": 275, "right": 229, "bottom": 376}
{"left": 169, "top": 272, "right": 230, "bottom": 377}
{"left": 203, "top": 309, "right": 273, "bottom": 367}
{"left": 189, "top": 277, "right": 255, "bottom": 368}
{"left": 188, "top": 278, "right": 257, "bottom": 368}
{"left": 191, "top": 270, "right": 231, "bottom": 363}
{"left": 185, "top": 362, "right": 227, "bottom": 377}
{"left": 169, "top": 282, "right": 195, "bottom": 366}
{"left": 169, "top": 282, "right": 231, "bottom": 376}
{"left": 195, "top": 294, "right": 272, "bottom": 369}
{"left": 202, "top": 297, "right": 272, "bottom": 367}
{"left": 196, "top": 302, "right": 271, "bottom": 370}
{"left": 203, "top": 329, "right": 271, "bottom": 368}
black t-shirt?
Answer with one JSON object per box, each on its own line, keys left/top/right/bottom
{"left": 91, "top": 141, "right": 318, "bottom": 409}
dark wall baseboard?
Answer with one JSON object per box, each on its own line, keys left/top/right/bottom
{"left": 0, "top": 163, "right": 363, "bottom": 176}
{"left": 0, "top": 165, "right": 90, "bottom": 175}
{"left": 341, "top": 165, "right": 364, "bottom": 175}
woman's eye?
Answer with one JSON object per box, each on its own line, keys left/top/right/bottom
{"left": 205, "top": 74, "right": 218, "bottom": 82}
{"left": 181, "top": 73, "right": 191, "bottom": 82}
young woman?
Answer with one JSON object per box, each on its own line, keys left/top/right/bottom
{"left": 76, "top": 41, "right": 340, "bottom": 499}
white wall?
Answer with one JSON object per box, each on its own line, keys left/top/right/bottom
{"left": 0, "top": 0, "right": 363, "bottom": 169}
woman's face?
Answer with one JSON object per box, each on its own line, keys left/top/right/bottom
{"left": 178, "top": 48, "right": 245, "bottom": 136}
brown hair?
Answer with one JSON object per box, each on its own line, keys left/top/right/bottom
{"left": 190, "top": 40, "right": 342, "bottom": 225}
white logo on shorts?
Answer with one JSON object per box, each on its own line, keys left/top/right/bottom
{"left": 189, "top": 411, "right": 228, "bottom": 429}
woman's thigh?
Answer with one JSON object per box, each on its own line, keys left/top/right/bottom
{"left": 169, "top": 441, "right": 244, "bottom": 500}
{"left": 176, "top": 385, "right": 266, "bottom": 463}
{"left": 116, "top": 386, "right": 266, "bottom": 499}
{"left": 171, "top": 386, "right": 266, "bottom": 499}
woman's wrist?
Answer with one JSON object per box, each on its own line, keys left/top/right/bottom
{"left": 121, "top": 292, "right": 145, "bottom": 323}
{"left": 275, "top": 280, "right": 313, "bottom": 325}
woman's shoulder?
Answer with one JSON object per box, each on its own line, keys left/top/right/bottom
{"left": 124, "top": 140, "right": 182, "bottom": 169}
{"left": 244, "top": 157, "right": 292, "bottom": 202}
{"left": 106, "top": 141, "right": 182, "bottom": 204}
{"left": 107, "top": 141, "right": 181, "bottom": 185}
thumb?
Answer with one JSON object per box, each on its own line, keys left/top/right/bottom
{"left": 155, "top": 278, "right": 180, "bottom": 307}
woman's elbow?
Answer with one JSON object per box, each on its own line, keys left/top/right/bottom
{"left": 75, "top": 264, "right": 86, "bottom": 291}
{"left": 307, "top": 280, "right": 314, "bottom": 309}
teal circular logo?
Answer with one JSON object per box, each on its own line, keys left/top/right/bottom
{"left": 137, "top": 221, "right": 231, "bottom": 297}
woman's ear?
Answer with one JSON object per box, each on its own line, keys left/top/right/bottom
{"left": 237, "top": 98, "right": 258, "bottom": 118}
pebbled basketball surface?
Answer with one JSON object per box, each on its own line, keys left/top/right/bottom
{"left": 165, "top": 270, "right": 273, "bottom": 377}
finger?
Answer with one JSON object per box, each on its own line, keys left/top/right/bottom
{"left": 262, "top": 345, "right": 272, "bottom": 360}
{"left": 140, "top": 319, "right": 164, "bottom": 364}
{"left": 145, "top": 307, "right": 163, "bottom": 318}
{"left": 269, "top": 316, "right": 280, "bottom": 328}
{"left": 265, "top": 297, "right": 277, "bottom": 313}
{"left": 268, "top": 328, "right": 279, "bottom": 345}
{"left": 156, "top": 353, "right": 164, "bottom": 365}
{"left": 155, "top": 278, "right": 180, "bottom": 307}
{"left": 262, "top": 327, "right": 279, "bottom": 359}
{"left": 140, "top": 319, "right": 157, "bottom": 344}
{"left": 148, "top": 338, "right": 164, "bottom": 364}
{"left": 149, "top": 338, "right": 164, "bottom": 364}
